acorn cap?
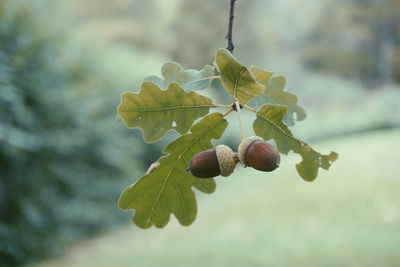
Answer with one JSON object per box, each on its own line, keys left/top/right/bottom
{"left": 238, "top": 136, "right": 263, "bottom": 166}
{"left": 215, "top": 145, "right": 238, "bottom": 177}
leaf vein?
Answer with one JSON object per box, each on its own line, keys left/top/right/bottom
{"left": 144, "top": 115, "right": 223, "bottom": 226}
{"left": 233, "top": 66, "right": 247, "bottom": 99}
{"left": 170, "top": 177, "right": 188, "bottom": 223}
{"left": 120, "top": 104, "right": 216, "bottom": 113}
{"left": 256, "top": 111, "right": 300, "bottom": 146}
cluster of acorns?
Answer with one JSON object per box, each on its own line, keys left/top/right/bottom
{"left": 187, "top": 136, "right": 280, "bottom": 178}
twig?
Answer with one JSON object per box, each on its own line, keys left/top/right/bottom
{"left": 226, "top": 0, "right": 237, "bottom": 53}
{"left": 226, "top": 0, "right": 244, "bottom": 142}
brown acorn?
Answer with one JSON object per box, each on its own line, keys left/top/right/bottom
{"left": 238, "top": 136, "right": 280, "bottom": 172}
{"left": 187, "top": 145, "right": 238, "bottom": 178}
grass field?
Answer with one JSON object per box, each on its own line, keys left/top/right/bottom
{"left": 32, "top": 129, "right": 400, "bottom": 267}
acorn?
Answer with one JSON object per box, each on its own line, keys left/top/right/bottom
{"left": 187, "top": 145, "right": 238, "bottom": 178}
{"left": 238, "top": 136, "right": 280, "bottom": 172}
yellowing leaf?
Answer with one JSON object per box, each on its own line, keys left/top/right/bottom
{"left": 253, "top": 105, "right": 338, "bottom": 181}
{"left": 215, "top": 49, "right": 265, "bottom": 104}
{"left": 118, "top": 113, "right": 228, "bottom": 228}
{"left": 118, "top": 82, "right": 215, "bottom": 143}
{"left": 251, "top": 66, "right": 306, "bottom": 126}
{"left": 144, "top": 62, "right": 215, "bottom": 91}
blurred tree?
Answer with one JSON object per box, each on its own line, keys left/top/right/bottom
{"left": 168, "top": 0, "right": 265, "bottom": 68}
{"left": 69, "top": 0, "right": 178, "bottom": 53}
{"left": 168, "top": 0, "right": 227, "bottom": 68}
{"left": 0, "top": 0, "right": 148, "bottom": 265}
{"left": 302, "top": 0, "right": 400, "bottom": 87}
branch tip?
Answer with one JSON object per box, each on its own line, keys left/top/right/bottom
{"left": 226, "top": 0, "right": 237, "bottom": 53}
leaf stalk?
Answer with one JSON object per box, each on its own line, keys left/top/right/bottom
{"left": 243, "top": 104, "right": 257, "bottom": 113}
{"left": 222, "top": 107, "right": 234, "bottom": 117}
{"left": 213, "top": 104, "right": 233, "bottom": 109}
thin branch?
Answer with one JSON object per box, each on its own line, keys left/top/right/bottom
{"left": 226, "top": 0, "right": 237, "bottom": 53}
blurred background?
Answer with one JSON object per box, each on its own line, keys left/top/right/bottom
{"left": 1, "top": 0, "right": 399, "bottom": 266}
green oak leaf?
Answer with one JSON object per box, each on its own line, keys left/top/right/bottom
{"left": 253, "top": 105, "right": 338, "bottom": 181}
{"left": 251, "top": 66, "right": 307, "bottom": 126}
{"left": 118, "top": 81, "right": 215, "bottom": 143}
{"left": 215, "top": 48, "right": 265, "bottom": 104}
{"left": 144, "top": 62, "right": 215, "bottom": 91}
{"left": 119, "top": 112, "right": 228, "bottom": 228}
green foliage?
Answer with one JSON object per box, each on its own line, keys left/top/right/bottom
{"left": 0, "top": 0, "right": 149, "bottom": 265}
{"left": 215, "top": 49, "right": 265, "bottom": 104}
{"left": 253, "top": 105, "right": 338, "bottom": 181}
{"left": 302, "top": 0, "right": 400, "bottom": 85}
{"left": 118, "top": 48, "right": 337, "bottom": 228}
{"left": 144, "top": 62, "right": 215, "bottom": 91}
{"left": 118, "top": 82, "right": 215, "bottom": 143}
{"left": 251, "top": 66, "right": 306, "bottom": 126}
{"left": 119, "top": 113, "right": 227, "bottom": 228}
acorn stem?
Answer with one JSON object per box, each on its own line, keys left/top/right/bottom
{"left": 234, "top": 98, "right": 245, "bottom": 142}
